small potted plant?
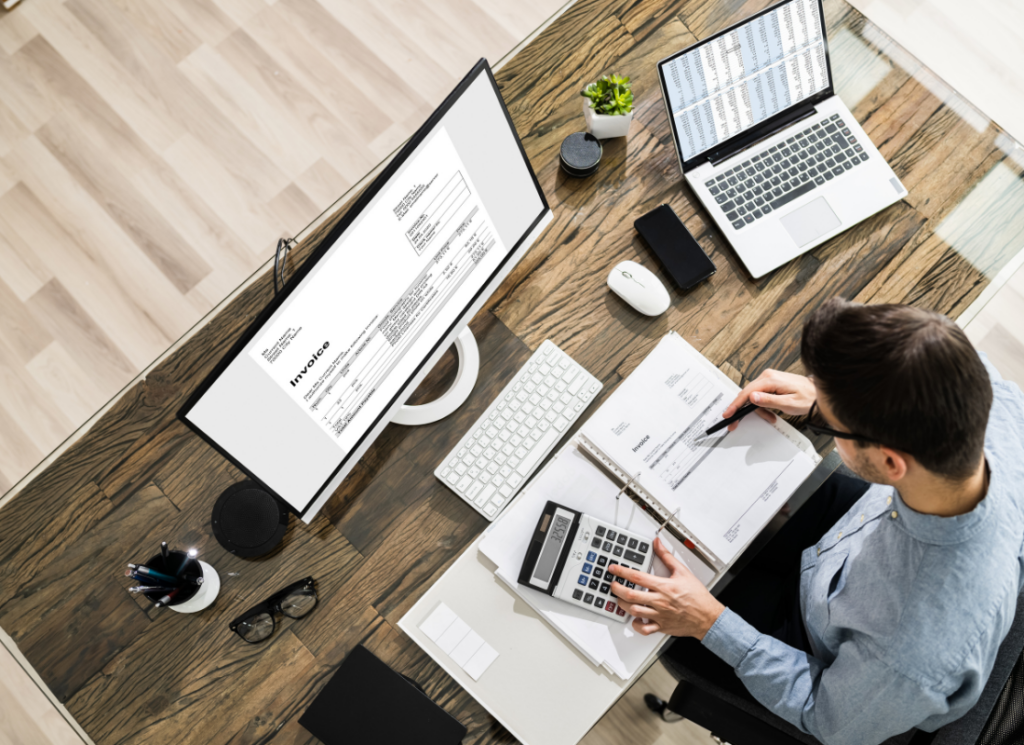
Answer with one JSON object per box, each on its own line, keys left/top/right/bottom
{"left": 581, "top": 74, "right": 634, "bottom": 139}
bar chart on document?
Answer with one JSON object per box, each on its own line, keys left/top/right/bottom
{"left": 249, "top": 129, "right": 507, "bottom": 452}
{"left": 662, "top": 0, "right": 829, "bottom": 160}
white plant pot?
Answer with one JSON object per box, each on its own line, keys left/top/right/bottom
{"left": 584, "top": 102, "right": 633, "bottom": 139}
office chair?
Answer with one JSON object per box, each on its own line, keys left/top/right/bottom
{"left": 645, "top": 591, "right": 1024, "bottom": 745}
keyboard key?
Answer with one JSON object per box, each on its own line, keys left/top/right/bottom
{"left": 616, "top": 534, "right": 628, "bottom": 545}
{"left": 769, "top": 180, "right": 816, "bottom": 210}
{"left": 613, "top": 546, "right": 624, "bottom": 557}
{"left": 744, "top": 215, "right": 754, "bottom": 223}
{"left": 603, "top": 541, "right": 613, "bottom": 551}
{"left": 824, "top": 170, "right": 834, "bottom": 180}
{"left": 594, "top": 596, "right": 605, "bottom": 608}
{"left": 589, "top": 578, "right": 600, "bottom": 590}
{"left": 606, "top": 601, "right": 617, "bottom": 613}
{"left": 600, "top": 583, "right": 611, "bottom": 594}
{"left": 578, "top": 575, "right": 588, "bottom": 586}
{"left": 737, "top": 206, "right": 747, "bottom": 215}
{"left": 732, "top": 220, "right": 745, "bottom": 230}
{"left": 625, "top": 550, "right": 645, "bottom": 563}
{"left": 606, "top": 531, "right": 617, "bottom": 541}
{"left": 595, "top": 526, "right": 605, "bottom": 538}
{"left": 638, "top": 542, "right": 649, "bottom": 553}
{"left": 762, "top": 205, "right": 772, "bottom": 214}
{"left": 832, "top": 167, "right": 844, "bottom": 177}
{"left": 573, "top": 589, "right": 583, "bottom": 600}
{"left": 593, "top": 568, "right": 603, "bottom": 580}
{"left": 705, "top": 180, "right": 715, "bottom": 187}
{"left": 814, "top": 175, "right": 825, "bottom": 185}
{"left": 824, "top": 124, "right": 837, "bottom": 134}
{"left": 616, "top": 607, "right": 627, "bottom": 617}
{"left": 830, "top": 113, "right": 840, "bottom": 120}
{"left": 583, "top": 592, "right": 593, "bottom": 603}
{"left": 753, "top": 209, "right": 763, "bottom": 218}
{"left": 597, "top": 555, "right": 608, "bottom": 566}
{"left": 583, "top": 563, "right": 593, "bottom": 574}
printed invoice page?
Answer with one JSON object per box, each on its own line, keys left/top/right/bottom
{"left": 580, "top": 334, "right": 819, "bottom": 564}
{"left": 661, "top": 0, "right": 829, "bottom": 162}
{"left": 185, "top": 72, "right": 544, "bottom": 514}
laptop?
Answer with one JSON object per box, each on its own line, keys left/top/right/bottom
{"left": 657, "top": 0, "right": 906, "bottom": 278}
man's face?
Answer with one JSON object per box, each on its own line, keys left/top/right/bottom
{"left": 816, "top": 394, "right": 888, "bottom": 485}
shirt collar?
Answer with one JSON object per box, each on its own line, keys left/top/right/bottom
{"left": 889, "top": 450, "right": 994, "bottom": 545}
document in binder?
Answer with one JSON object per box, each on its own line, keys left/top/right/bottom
{"left": 479, "top": 331, "right": 820, "bottom": 679}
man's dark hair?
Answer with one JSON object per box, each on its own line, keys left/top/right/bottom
{"left": 801, "top": 298, "right": 992, "bottom": 481}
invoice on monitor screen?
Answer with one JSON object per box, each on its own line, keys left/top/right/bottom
{"left": 249, "top": 128, "right": 508, "bottom": 453}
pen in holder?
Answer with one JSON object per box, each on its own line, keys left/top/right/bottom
{"left": 131, "top": 547, "right": 221, "bottom": 614}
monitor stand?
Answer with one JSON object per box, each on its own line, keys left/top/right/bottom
{"left": 391, "top": 327, "right": 480, "bottom": 426}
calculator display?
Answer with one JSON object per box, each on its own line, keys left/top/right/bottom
{"left": 533, "top": 514, "right": 570, "bottom": 584}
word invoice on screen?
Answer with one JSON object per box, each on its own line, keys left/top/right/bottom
{"left": 664, "top": 0, "right": 828, "bottom": 160}
{"left": 249, "top": 128, "right": 507, "bottom": 451}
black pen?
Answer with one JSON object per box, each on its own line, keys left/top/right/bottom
{"left": 703, "top": 402, "right": 759, "bottom": 437}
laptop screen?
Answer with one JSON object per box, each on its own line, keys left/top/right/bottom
{"left": 660, "top": 0, "right": 830, "bottom": 164}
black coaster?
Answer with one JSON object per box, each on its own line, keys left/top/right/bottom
{"left": 560, "top": 132, "right": 602, "bottom": 177}
{"left": 211, "top": 481, "right": 288, "bottom": 558}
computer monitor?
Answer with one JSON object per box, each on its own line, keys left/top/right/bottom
{"left": 179, "top": 60, "right": 551, "bottom": 523}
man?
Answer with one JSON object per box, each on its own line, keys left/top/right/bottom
{"left": 606, "top": 298, "right": 1024, "bottom": 745}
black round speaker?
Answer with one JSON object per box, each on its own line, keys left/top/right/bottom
{"left": 559, "top": 132, "right": 602, "bottom": 177}
{"left": 211, "top": 481, "right": 288, "bottom": 558}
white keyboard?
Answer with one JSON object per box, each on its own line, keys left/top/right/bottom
{"left": 435, "top": 340, "right": 602, "bottom": 520}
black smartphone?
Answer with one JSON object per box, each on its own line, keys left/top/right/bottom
{"left": 634, "top": 205, "right": 716, "bottom": 290}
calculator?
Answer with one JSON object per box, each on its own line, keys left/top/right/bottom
{"left": 518, "top": 501, "right": 654, "bottom": 623}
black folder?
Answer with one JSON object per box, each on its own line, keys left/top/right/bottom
{"left": 299, "top": 644, "right": 466, "bottom": 745}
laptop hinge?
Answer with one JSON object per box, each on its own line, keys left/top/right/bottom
{"left": 706, "top": 103, "right": 819, "bottom": 167}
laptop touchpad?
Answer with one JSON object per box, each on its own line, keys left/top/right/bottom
{"left": 780, "top": 197, "right": 841, "bottom": 247}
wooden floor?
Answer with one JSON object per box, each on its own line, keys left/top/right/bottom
{"left": 0, "top": 0, "right": 567, "bottom": 497}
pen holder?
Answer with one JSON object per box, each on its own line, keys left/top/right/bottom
{"left": 143, "top": 550, "right": 221, "bottom": 614}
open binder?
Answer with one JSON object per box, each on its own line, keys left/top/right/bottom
{"left": 480, "top": 331, "right": 820, "bottom": 679}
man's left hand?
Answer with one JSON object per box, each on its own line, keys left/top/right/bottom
{"left": 607, "top": 537, "right": 725, "bottom": 638}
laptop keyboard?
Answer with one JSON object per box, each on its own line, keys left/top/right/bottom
{"left": 705, "top": 114, "right": 870, "bottom": 230}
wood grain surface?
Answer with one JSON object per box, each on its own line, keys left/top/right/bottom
{"left": 2, "top": 0, "right": 1023, "bottom": 743}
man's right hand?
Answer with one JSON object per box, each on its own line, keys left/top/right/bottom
{"left": 722, "top": 370, "right": 816, "bottom": 430}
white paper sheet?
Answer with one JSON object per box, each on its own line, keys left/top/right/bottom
{"left": 582, "top": 333, "right": 818, "bottom": 563}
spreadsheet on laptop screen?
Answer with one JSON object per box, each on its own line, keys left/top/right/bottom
{"left": 662, "top": 0, "right": 830, "bottom": 162}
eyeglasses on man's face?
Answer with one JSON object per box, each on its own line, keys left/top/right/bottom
{"left": 805, "top": 401, "right": 879, "bottom": 445}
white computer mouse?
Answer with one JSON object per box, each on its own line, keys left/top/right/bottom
{"left": 607, "top": 261, "right": 671, "bottom": 316}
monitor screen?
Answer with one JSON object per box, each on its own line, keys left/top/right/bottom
{"left": 660, "top": 0, "right": 830, "bottom": 164}
{"left": 180, "top": 62, "right": 548, "bottom": 520}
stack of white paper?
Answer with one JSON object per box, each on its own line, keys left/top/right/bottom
{"left": 418, "top": 602, "right": 500, "bottom": 681}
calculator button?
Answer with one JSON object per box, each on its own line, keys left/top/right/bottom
{"left": 595, "top": 526, "right": 606, "bottom": 537}
{"left": 616, "top": 607, "right": 627, "bottom": 617}
{"left": 616, "top": 534, "right": 627, "bottom": 546}
{"left": 584, "top": 564, "right": 594, "bottom": 575}
{"left": 578, "top": 575, "right": 588, "bottom": 585}
{"left": 586, "top": 551, "right": 597, "bottom": 562}
{"left": 591, "top": 537, "right": 602, "bottom": 548}
{"left": 589, "top": 579, "right": 600, "bottom": 590}
{"left": 608, "top": 560, "right": 618, "bottom": 568}
{"left": 624, "top": 550, "right": 644, "bottom": 564}
{"left": 573, "top": 589, "right": 583, "bottom": 600}
{"left": 615, "top": 575, "right": 627, "bottom": 584}
{"left": 613, "top": 546, "right": 623, "bottom": 557}
{"left": 605, "top": 601, "right": 617, "bottom": 613}
{"left": 602, "top": 541, "right": 613, "bottom": 552}
{"left": 627, "top": 538, "right": 638, "bottom": 549}
{"left": 606, "top": 531, "right": 617, "bottom": 541}
{"left": 627, "top": 581, "right": 635, "bottom": 589}
{"left": 638, "top": 542, "right": 649, "bottom": 553}
{"left": 597, "top": 556, "right": 607, "bottom": 567}
{"left": 600, "top": 583, "right": 611, "bottom": 594}
{"left": 584, "top": 593, "right": 594, "bottom": 603}
{"left": 592, "top": 568, "right": 603, "bottom": 580}
{"left": 594, "top": 596, "right": 605, "bottom": 608}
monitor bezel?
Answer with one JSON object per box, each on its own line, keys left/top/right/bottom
{"left": 177, "top": 59, "right": 549, "bottom": 519}
{"left": 657, "top": 0, "right": 833, "bottom": 173}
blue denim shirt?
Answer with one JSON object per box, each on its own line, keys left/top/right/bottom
{"left": 703, "top": 356, "right": 1024, "bottom": 745}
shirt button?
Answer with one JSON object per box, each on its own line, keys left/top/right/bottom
{"left": 860, "top": 514, "right": 865, "bottom": 522}
{"left": 838, "top": 531, "right": 843, "bottom": 539}
{"left": 887, "top": 496, "right": 892, "bottom": 506}
{"left": 891, "top": 511, "right": 898, "bottom": 519}
{"left": 817, "top": 548, "right": 822, "bottom": 556}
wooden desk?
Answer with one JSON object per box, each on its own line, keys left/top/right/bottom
{"left": 2, "top": 0, "right": 1023, "bottom": 742}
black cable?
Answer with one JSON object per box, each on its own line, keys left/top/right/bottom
{"left": 274, "top": 238, "right": 292, "bottom": 296}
